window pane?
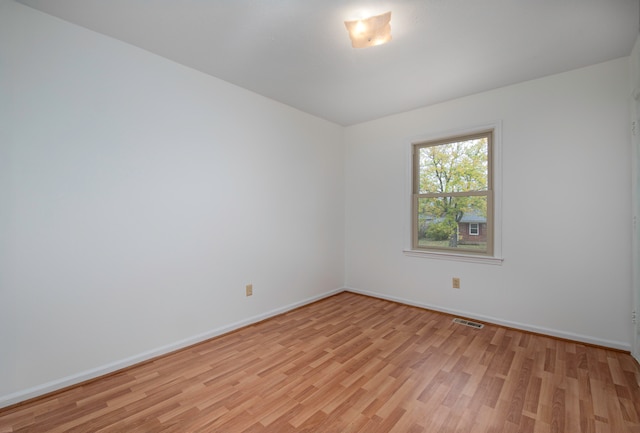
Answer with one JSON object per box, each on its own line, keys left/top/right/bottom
{"left": 418, "top": 138, "right": 488, "bottom": 194}
{"left": 417, "top": 196, "right": 487, "bottom": 251}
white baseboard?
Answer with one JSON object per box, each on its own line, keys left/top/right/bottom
{"left": 345, "top": 287, "right": 631, "bottom": 352}
{"left": 0, "top": 288, "right": 344, "bottom": 410}
{"left": 4, "top": 286, "right": 628, "bottom": 409}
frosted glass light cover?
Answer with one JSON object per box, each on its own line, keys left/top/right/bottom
{"left": 344, "top": 11, "right": 392, "bottom": 48}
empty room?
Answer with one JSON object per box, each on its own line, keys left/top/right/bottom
{"left": 2, "top": 0, "right": 640, "bottom": 431}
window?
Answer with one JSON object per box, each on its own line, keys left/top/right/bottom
{"left": 412, "top": 130, "right": 493, "bottom": 256}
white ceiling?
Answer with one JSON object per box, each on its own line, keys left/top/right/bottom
{"left": 17, "top": 0, "right": 640, "bottom": 126}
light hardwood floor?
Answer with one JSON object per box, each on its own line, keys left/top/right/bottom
{"left": 1, "top": 292, "right": 639, "bottom": 432}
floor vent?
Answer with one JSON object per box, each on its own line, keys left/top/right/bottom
{"left": 452, "top": 318, "right": 484, "bottom": 329}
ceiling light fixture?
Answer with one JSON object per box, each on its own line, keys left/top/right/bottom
{"left": 344, "top": 11, "right": 392, "bottom": 48}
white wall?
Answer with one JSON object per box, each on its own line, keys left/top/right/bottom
{"left": 0, "top": 1, "right": 344, "bottom": 406}
{"left": 344, "top": 57, "right": 632, "bottom": 349}
{"left": 630, "top": 35, "right": 640, "bottom": 361}
{"left": 631, "top": 36, "right": 640, "bottom": 93}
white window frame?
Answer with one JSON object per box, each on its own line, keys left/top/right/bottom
{"left": 469, "top": 223, "right": 479, "bottom": 236}
{"left": 403, "top": 122, "right": 503, "bottom": 265}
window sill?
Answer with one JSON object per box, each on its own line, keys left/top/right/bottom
{"left": 402, "top": 249, "right": 503, "bottom": 265}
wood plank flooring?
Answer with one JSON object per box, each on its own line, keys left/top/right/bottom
{"left": 1, "top": 292, "right": 640, "bottom": 432}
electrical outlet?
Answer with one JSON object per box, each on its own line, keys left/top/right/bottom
{"left": 452, "top": 278, "right": 460, "bottom": 289}
{"left": 246, "top": 284, "right": 253, "bottom": 297}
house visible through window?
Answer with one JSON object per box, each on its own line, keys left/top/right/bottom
{"left": 412, "top": 130, "right": 493, "bottom": 255}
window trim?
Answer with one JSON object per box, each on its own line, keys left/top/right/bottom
{"left": 469, "top": 223, "right": 479, "bottom": 236}
{"left": 412, "top": 130, "right": 493, "bottom": 255}
{"left": 403, "top": 122, "right": 503, "bottom": 265}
